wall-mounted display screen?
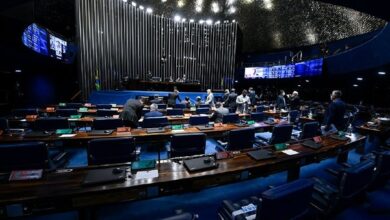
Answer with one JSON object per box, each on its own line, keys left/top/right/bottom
{"left": 244, "top": 58, "right": 323, "bottom": 79}
{"left": 22, "top": 23, "right": 75, "bottom": 63}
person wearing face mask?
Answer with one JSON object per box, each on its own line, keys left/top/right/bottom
{"left": 236, "top": 90, "right": 251, "bottom": 113}
{"left": 276, "top": 90, "right": 287, "bottom": 110}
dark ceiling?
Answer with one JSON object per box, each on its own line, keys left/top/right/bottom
{"left": 0, "top": 0, "right": 388, "bottom": 52}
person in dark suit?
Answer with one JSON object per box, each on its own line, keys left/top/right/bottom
{"left": 275, "top": 90, "right": 287, "bottom": 109}
{"left": 167, "top": 87, "right": 181, "bottom": 107}
{"left": 144, "top": 104, "right": 163, "bottom": 118}
{"left": 248, "top": 87, "right": 257, "bottom": 106}
{"left": 120, "top": 98, "right": 145, "bottom": 128}
{"left": 222, "top": 89, "right": 230, "bottom": 107}
{"left": 323, "top": 90, "right": 346, "bottom": 132}
{"left": 287, "top": 91, "right": 300, "bottom": 110}
{"left": 210, "top": 102, "right": 229, "bottom": 123}
{"left": 224, "top": 88, "right": 238, "bottom": 112}
{"left": 150, "top": 95, "right": 163, "bottom": 104}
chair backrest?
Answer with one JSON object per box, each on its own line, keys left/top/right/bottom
{"left": 257, "top": 179, "right": 314, "bottom": 220}
{"left": 97, "top": 109, "right": 118, "bottom": 117}
{"left": 300, "top": 122, "right": 319, "bottom": 139}
{"left": 339, "top": 160, "right": 375, "bottom": 199}
{"left": 174, "top": 104, "right": 186, "bottom": 109}
{"left": 227, "top": 127, "right": 255, "bottom": 150}
{"left": 170, "top": 133, "right": 206, "bottom": 158}
{"left": 289, "top": 110, "right": 300, "bottom": 123}
{"left": 160, "top": 212, "right": 195, "bottom": 220}
{"left": 196, "top": 108, "right": 209, "bottom": 114}
{"left": 34, "top": 117, "right": 69, "bottom": 131}
{"left": 12, "top": 108, "right": 38, "bottom": 117}
{"left": 222, "top": 113, "right": 240, "bottom": 124}
{"left": 0, "top": 118, "right": 9, "bottom": 130}
{"left": 256, "top": 105, "right": 265, "bottom": 112}
{"left": 93, "top": 118, "right": 124, "bottom": 130}
{"left": 87, "top": 137, "right": 136, "bottom": 165}
{"left": 142, "top": 116, "right": 168, "bottom": 128}
{"left": 251, "top": 112, "right": 266, "bottom": 122}
{"left": 167, "top": 109, "right": 184, "bottom": 116}
{"left": 198, "top": 104, "right": 210, "bottom": 108}
{"left": 269, "top": 124, "right": 293, "bottom": 145}
{"left": 157, "top": 104, "right": 167, "bottom": 110}
{"left": 0, "top": 142, "right": 48, "bottom": 172}
{"left": 59, "top": 103, "right": 83, "bottom": 109}
{"left": 96, "top": 104, "right": 113, "bottom": 109}
{"left": 56, "top": 109, "right": 78, "bottom": 117}
{"left": 188, "top": 116, "right": 209, "bottom": 125}
{"left": 375, "top": 150, "right": 390, "bottom": 178}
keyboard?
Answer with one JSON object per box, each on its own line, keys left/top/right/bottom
{"left": 146, "top": 127, "right": 165, "bottom": 133}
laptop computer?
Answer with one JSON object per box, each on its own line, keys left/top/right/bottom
{"left": 82, "top": 167, "right": 127, "bottom": 186}
{"left": 183, "top": 156, "right": 219, "bottom": 172}
{"left": 146, "top": 127, "right": 165, "bottom": 133}
{"left": 301, "top": 140, "right": 323, "bottom": 149}
{"left": 195, "top": 125, "right": 214, "bottom": 131}
{"left": 87, "top": 130, "right": 114, "bottom": 136}
{"left": 247, "top": 149, "right": 275, "bottom": 161}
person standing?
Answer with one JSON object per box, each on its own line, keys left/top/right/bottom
{"left": 222, "top": 89, "right": 230, "bottom": 107}
{"left": 276, "top": 90, "right": 287, "bottom": 109}
{"left": 205, "top": 89, "right": 215, "bottom": 108}
{"left": 236, "top": 90, "right": 251, "bottom": 113}
{"left": 167, "top": 87, "right": 181, "bottom": 107}
{"left": 225, "top": 88, "right": 238, "bottom": 112}
{"left": 322, "top": 90, "right": 346, "bottom": 132}
{"left": 287, "top": 91, "right": 300, "bottom": 110}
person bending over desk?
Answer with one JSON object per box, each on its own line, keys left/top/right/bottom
{"left": 121, "top": 98, "right": 145, "bottom": 128}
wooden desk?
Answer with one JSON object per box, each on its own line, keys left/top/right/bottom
{"left": 263, "top": 110, "right": 289, "bottom": 118}
{"left": 0, "top": 134, "right": 365, "bottom": 218}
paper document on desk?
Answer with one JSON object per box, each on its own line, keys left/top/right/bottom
{"left": 59, "top": 134, "right": 77, "bottom": 138}
{"left": 135, "top": 169, "right": 159, "bottom": 180}
{"left": 171, "top": 130, "right": 185, "bottom": 133}
{"left": 282, "top": 149, "right": 299, "bottom": 155}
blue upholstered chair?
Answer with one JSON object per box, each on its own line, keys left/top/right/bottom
{"left": 198, "top": 104, "right": 210, "bottom": 108}
{"left": 226, "top": 127, "right": 255, "bottom": 151}
{"left": 311, "top": 160, "right": 375, "bottom": 215}
{"left": 34, "top": 117, "right": 69, "bottom": 131}
{"left": 56, "top": 109, "right": 78, "bottom": 117}
{"left": 360, "top": 150, "right": 390, "bottom": 186}
{"left": 218, "top": 179, "right": 314, "bottom": 220}
{"left": 196, "top": 108, "right": 210, "bottom": 114}
{"left": 96, "top": 104, "right": 113, "bottom": 109}
{"left": 167, "top": 109, "right": 184, "bottom": 116}
{"left": 93, "top": 118, "right": 124, "bottom": 130}
{"left": 300, "top": 122, "right": 320, "bottom": 139}
{"left": 12, "top": 108, "right": 38, "bottom": 118}
{"left": 174, "top": 104, "right": 186, "bottom": 109}
{"left": 142, "top": 116, "right": 168, "bottom": 128}
{"left": 0, "top": 118, "right": 9, "bottom": 130}
{"left": 250, "top": 112, "right": 266, "bottom": 122}
{"left": 289, "top": 110, "right": 300, "bottom": 124}
{"left": 96, "top": 109, "right": 118, "bottom": 117}
{"left": 256, "top": 124, "right": 293, "bottom": 145}
{"left": 169, "top": 133, "right": 206, "bottom": 158}
{"left": 0, "top": 142, "right": 48, "bottom": 172}
{"left": 87, "top": 137, "right": 136, "bottom": 165}
{"left": 157, "top": 104, "right": 167, "bottom": 110}
{"left": 188, "top": 116, "right": 209, "bottom": 126}
{"left": 222, "top": 113, "right": 240, "bottom": 124}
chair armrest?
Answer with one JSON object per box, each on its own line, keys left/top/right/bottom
{"left": 326, "top": 168, "right": 339, "bottom": 176}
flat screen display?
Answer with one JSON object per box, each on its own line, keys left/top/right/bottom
{"left": 244, "top": 58, "right": 323, "bottom": 79}
{"left": 22, "top": 23, "right": 49, "bottom": 56}
{"left": 49, "top": 34, "right": 67, "bottom": 60}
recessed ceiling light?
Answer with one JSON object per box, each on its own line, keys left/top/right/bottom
{"left": 189, "top": 19, "right": 195, "bottom": 23}
{"left": 181, "top": 18, "right": 186, "bottom": 22}
{"left": 353, "top": 84, "right": 359, "bottom": 87}
{"left": 305, "top": 79, "right": 310, "bottom": 83}
{"left": 161, "top": 0, "right": 167, "bottom": 2}
{"left": 122, "top": 0, "right": 128, "bottom": 3}
{"left": 199, "top": 19, "right": 204, "bottom": 24}
{"left": 378, "top": 71, "right": 386, "bottom": 75}
{"left": 357, "top": 77, "right": 363, "bottom": 81}
{"left": 131, "top": 1, "right": 137, "bottom": 6}
{"left": 139, "top": 5, "right": 144, "bottom": 10}
{"left": 15, "top": 69, "right": 22, "bottom": 73}
{"left": 174, "top": 15, "right": 181, "bottom": 22}
{"left": 297, "top": 84, "right": 301, "bottom": 87}
{"left": 206, "top": 19, "right": 213, "bottom": 25}
{"left": 232, "top": 19, "right": 236, "bottom": 23}
{"left": 146, "top": 8, "right": 153, "bottom": 13}
{"left": 177, "top": 0, "right": 185, "bottom": 8}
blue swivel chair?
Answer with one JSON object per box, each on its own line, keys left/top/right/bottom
{"left": 93, "top": 118, "right": 124, "bottom": 130}
{"left": 189, "top": 116, "right": 209, "bottom": 126}
{"left": 360, "top": 150, "right": 390, "bottom": 187}
{"left": 167, "top": 109, "right": 184, "bottom": 116}
{"left": 87, "top": 137, "right": 136, "bottom": 165}
{"left": 169, "top": 133, "right": 206, "bottom": 158}
{"left": 256, "top": 124, "right": 293, "bottom": 145}
{"left": 226, "top": 127, "right": 255, "bottom": 151}
{"left": 219, "top": 179, "right": 314, "bottom": 220}
{"left": 196, "top": 108, "right": 210, "bottom": 114}
{"left": 56, "top": 109, "right": 78, "bottom": 117}
{"left": 174, "top": 104, "right": 186, "bottom": 109}
{"left": 289, "top": 110, "right": 300, "bottom": 124}
{"left": 96, "top": 109, "right": 118, "bottom": 117}
{"left": 299, "top": 122, "right": 320, "bottom": 139}
{"left": 198, "top": 104, "right": 210, "bottom": 108}
{"left": 311, "top": 160, "right": 375, "bottom": 215}
{"left": 0, "top": 142, "right": 48, "bottom": 172}
{"left": 34, "top": 117, "right": 69, "bottom": 131}
{"left": 12, "top": 108, "right": 38, "bottom": 118}
{"left": 0, "top": 118, "right": 9, "bottom": 130}
{"left": 142, "top": 117, "right": 169, "bottom": 128}
{"left": 222, "top": 113, "right": 240, "bottom": 124}
{"left": 96, "top": 104, "right": 113, "bottom": 109}
{"left": 250, "top": 112, "right": 266, "bottom": 122}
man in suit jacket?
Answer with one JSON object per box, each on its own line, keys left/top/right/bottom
{"left": 276, "top": 90, "right": 287, "bottom": 109}
{"left": 144, "top": 104, "right": 163, "bottom": 118}
{"left": 323, "top": 90, "right": 346, "bottom": 132}
{"left": 210, "top": 102, "right": 229, "bottom": 123}
{"left": 167, "top": 87, "right": 181, "bottom": 107}
{"left": 121, "top": 98, "right": 144, "bottom": 128}
{"left": 287, "top": 91, "right": 300, "bottom": 110}
{"left": 205, "top": 89, "right": 215, "bottom": 108}
{"left": 224, "top": 88, "right": 238, "bottom": 111}
{"left": 222, "top": 89, "right": 230, "bottom": 107}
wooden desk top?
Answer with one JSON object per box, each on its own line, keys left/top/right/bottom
{"left": 0, "top": 134, "right": 365, "bottom": 210}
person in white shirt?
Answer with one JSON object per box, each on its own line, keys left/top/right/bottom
{"left": 236, "top": 90, "right": 251, "bottom": 113}
{"left": 205, "top": 89, "right": 215, "bottom": 107}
